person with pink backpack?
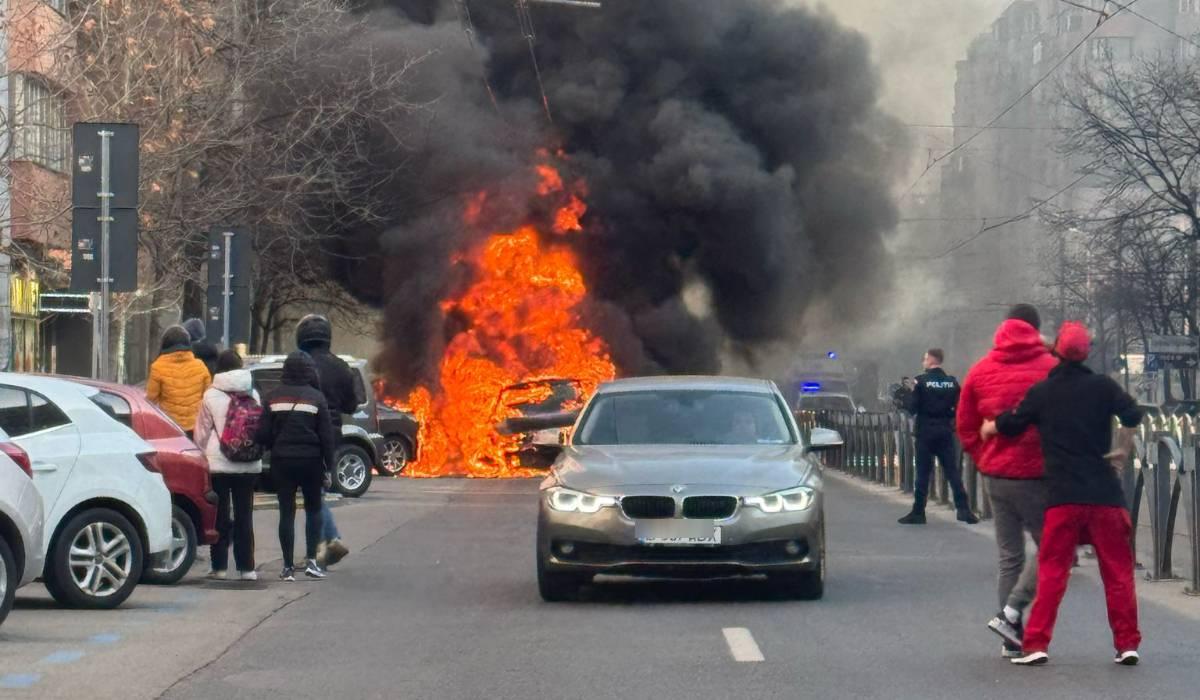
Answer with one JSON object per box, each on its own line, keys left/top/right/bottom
{"left": 194, "top": 350, "right": 264, "bottom": 581}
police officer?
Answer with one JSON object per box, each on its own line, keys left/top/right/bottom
{"left": 899, "top": 348, "right": 979, "bottom": 525}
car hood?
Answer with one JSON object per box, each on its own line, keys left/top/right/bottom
{"left": 554, "top": 444, "right": 812, "bottom": 493}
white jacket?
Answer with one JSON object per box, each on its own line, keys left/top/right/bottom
{"left": 194, "top": 369, "right": 264, "bottom": 475}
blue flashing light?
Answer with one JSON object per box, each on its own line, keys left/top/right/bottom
{"left": 826, "top": 351, "right": 838, "bottom": 360}
{"left": 801, "top": 382, "right": 822, "bottom": 393}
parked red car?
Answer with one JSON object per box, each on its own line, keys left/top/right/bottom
{"left": 61, "top": 378, "right": 218, "bottom": 585}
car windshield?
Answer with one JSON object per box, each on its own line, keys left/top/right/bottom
{"left": 797, "top": 395, "right": 855, "bottom": 412}
{"left": 575, "top": 390, "right": 795, "bottom": 446}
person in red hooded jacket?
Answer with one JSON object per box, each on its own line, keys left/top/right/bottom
{"left": 956, "top": 304, "right": 1058, "bottom": 658}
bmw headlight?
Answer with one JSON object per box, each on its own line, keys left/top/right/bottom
{"left": 546, "top": 487, "right": 617, "bottom": 514}
{"left": 743, "top": 486, "right": 815, "bottom": 513}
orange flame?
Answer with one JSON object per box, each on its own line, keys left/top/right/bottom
{"left": 384, "top": 162, "right": 616, "bottom": 477}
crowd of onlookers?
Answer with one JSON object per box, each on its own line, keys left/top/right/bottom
{"left": 145, "top": 315, "right": 357, "bottom": 582}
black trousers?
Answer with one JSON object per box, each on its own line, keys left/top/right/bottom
{"left": 211, "top": 473, "right": 257, "bottom": 572}
{"left": 913, "top": 430, "right": 970, "bottom": 512}
{"left": 273, "top": 460, "right": 324, "bottom": 568}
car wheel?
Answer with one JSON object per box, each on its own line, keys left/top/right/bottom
{"left": 775, "top": 523, "right": 825, "bottom": 600}
{"left": 378, "top": 436, "right": 410, "bottom": 476}
{"left": 334, "top": 444, "right": 373, "bottom": 497}
{"left": 45, "top": 508, "right": 144, "bottom": 609}
{"left": 142, "top": 505, "right": 197, "bottom": 586}
{"left": 0, "top": 536, "right": 16, "bottom": 628}
{"left": 536, "top": 553, "right": 589, "bottom": 602}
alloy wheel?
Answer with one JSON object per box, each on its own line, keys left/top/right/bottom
{"left": 381, "top": 439, "right": 408, "bottom": 475}
{"left": 153, "top": 515, "right": 190, "bottom": 575}
{"left": 68, "top": 522, "right": 133, "bottom": 598}
{"left": 338, "top": 453, "right": 368, "bottom": 491}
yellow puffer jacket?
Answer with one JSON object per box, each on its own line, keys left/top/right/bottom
{"left": 147, "top": 350, "right": 212, "bottom": 431}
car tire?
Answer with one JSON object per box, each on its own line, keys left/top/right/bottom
{"left": 377, "top": 435, "right": 410, "bottom": 476}
{"left": 44, "top": 508, "right": 144, "bottom": 610}
{"left": 142, "top": 505, "right": 197, "bottom": 586}
{"left": 536, "top": 554, "right": 589, "bottom": 602}
{"left": 0, "top": 536, "right": 16, "bottom": 628}
{"left": 775, "top": 524, "right": 825, "bottom": 600}
{"left": 334, "top": 444, "right": 373, "bottom": 498}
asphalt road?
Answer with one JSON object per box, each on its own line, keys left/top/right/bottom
{"left": 4, "top": 474, "right": 1200, "bottom": 699}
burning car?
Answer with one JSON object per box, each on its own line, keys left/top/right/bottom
{"left": 490, "top": 378, "right": 585, "bottom": 470}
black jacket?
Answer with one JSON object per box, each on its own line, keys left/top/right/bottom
{"left": 192, "top": 341, "right": 219, "bottom": 377}
{"left": 996, "top": 362, "right": 1143, "bottom": 508}
{"left": 255, "top": 353, "right": 336, "bottom": 472}
{"left": 910, "top": 367, "right": 960, "bottom": 437}
{"left": 295, "top": 315, "right": 359, "bottom": 430}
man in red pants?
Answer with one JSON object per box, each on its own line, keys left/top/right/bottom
{"left": 981, "top": 321, "right": 1143, "bottom": 667}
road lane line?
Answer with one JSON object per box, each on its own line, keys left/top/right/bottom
{"left": 722, "top": 627, "right": 765, "bottom": 662}
{"left": 0, "top": 673, "right": 41, "bottom": 689}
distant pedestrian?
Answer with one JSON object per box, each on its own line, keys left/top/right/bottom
{"left": 195, "top": 350, "right": 263, "bottom": 581}
{"left": 982, "top": 322, "right": 1143, "bottom": 667}
{"left": 898, "top": 348, "right": 977, "bottom": 525}
{"left": 184, "top": 317, "right": 220, "bottom": 377}
{"left": 147, "top": 325, "right": 211, "bottom": 439}
{"left": 955, "top": 304, "right": 1057, "bottom": 658}
{"left": 295, "top": 314, "right": 359, "bottom": 567}
{"left": 255, "top": 352, "right": 336, "bottom": 581}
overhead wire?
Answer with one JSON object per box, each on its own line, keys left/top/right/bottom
{"left": 900, "top": 0, "right": 1143, "bottom": 200}
{"left": 515, "top": 0, "right": 555, "bottom": 124}
{"left": 1060, "top": 0, "right": 1200, "bottom": 51}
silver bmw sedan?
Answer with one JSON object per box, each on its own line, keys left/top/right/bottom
{"left": 536, "top": 376, "right": 839, "bottom": 601}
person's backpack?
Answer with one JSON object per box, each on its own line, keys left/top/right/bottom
{"left": 219, "top": 392, "right": 264, "bottom": 462}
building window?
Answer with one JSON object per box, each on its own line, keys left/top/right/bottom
{"left": 1181, "top": 0, "right": 1200, "bottom": 15}
{"left": 1060, "top": 12, "right": 1084, "bottom": 35}
{"left": 45, "top": 0, "right": 66, "bottom": 13}
{"left": 1090, "top": 36, "right": 1133, "bottom": 62}
{"left": 13, "top": 75, "right": 68, "bottom": 172}
{"left": 1033, "top": 41, "right": 1044, "bottom": 64}
{"left": 1180, "top": 37, "right": 1200, "bottom": 59}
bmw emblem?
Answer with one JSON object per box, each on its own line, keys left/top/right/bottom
{"left": 671, "top": 485, "right": 686, "bottom": 494}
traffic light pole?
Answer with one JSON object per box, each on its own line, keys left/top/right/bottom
{"left": 222, "top": 230, "right": 234, "bottom": 348}
{"left": 97, "top": 129, "right": 114, "bottom": 381}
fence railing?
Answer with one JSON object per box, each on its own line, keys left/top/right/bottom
{"left": 799, "top": 410, "right": 1200, "bottom": 597}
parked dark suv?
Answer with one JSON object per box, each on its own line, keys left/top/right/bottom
{"left": 247, "top": 356, "right": 383, "bottom": 497}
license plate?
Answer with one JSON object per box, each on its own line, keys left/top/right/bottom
{"left": 635, "top": 520, "right": 722, "bottom": 545}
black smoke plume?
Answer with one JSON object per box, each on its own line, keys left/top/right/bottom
{"left": 338, "top": 0, "right": 906, "bottom": 389}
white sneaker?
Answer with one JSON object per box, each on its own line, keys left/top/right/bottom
{"left": 1115, "top": 650, "right": 1139, "bottom": 666}
{"left": 1011, "top": 651, "right": 1049, "bottom": 666}
{"left": 239, "top": 570, "right": 258, "bottom": 581}
{"left": 208, "top": 570, "right": 227, "bottom": 580}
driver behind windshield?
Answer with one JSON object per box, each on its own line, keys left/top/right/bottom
{"left": 727, "top": 411, "right": 758, "bottom": 444}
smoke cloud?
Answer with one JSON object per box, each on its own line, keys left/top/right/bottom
{"left": 341, "top": 0, "right": 908, "bottom": 389}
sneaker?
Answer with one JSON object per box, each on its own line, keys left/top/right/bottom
{"left": 957, "top": 509, "right": 980, "bottom": 524}
{"left": 1114, "top": 650, "right": 1139, "bottom": 666}
{"left": 239, "top": 570, "right": 258, "bottom": 582}
{"left": 1001, "top": 643, "right": 1023, "bottom": 659}
{"left": 315, "top": 541, "right": 329, "bottom": 567}
{"left": 208, "top": 570, "right": 227, "bottom": 580}
{"left": 326, "top": 539, "right": 349, "bottom": 566}
{"left": 1011, "top": 651, "right": 1049, "bottom": 666}
{"left": 279, "top": 567, "right": 295, "bottom": 582}
{"left": 987, "top": 613, "right": 1023, "bottom": 648}
{"left": 898, "top": 511, "right": 927, "bottom": 525}
{"left": 305, "top": 560, "right": 327, "bottom": 579}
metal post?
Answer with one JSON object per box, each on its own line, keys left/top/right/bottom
{"left": 222, "top": 230, "right": 234, "bottom": 348}
{"left": 97, "top": 130, "right": 114, "bottom": 381}
{"left": 1183, "top": 442, "right": 1200, "bottom": 595}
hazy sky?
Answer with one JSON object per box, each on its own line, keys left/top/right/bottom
{"left": 806, "top": 0, "right": 1013, "bottom": 124}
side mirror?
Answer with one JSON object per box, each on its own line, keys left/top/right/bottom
{"left": 806, "top": 427, "right": 844, "bottom": 453}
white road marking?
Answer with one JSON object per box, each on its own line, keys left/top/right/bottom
{"left": 722, "top": 627, "right": 765, "bottom": 662}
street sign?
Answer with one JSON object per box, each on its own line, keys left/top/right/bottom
{"left": 1147, "top": 335, "right": 1199, "bottom": 356}
{"left": 1148, "top": 353, "right": 1199, "bottom": 370}
{"left": 205, "top": 284, "right": 251, "bottom": 346}
{"left": 71, "top": 123, "right": 139, "bottom": 209}
{"left": 69, "top": 209, "right": 138, "bottom": 292}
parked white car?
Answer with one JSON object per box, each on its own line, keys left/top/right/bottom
{"left": 0, "top": 432, "right": 45, "bottom": 627}
{"left": 0, "top": 374, "right": 172, "bottom": 609}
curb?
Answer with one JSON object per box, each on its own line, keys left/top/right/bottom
{"left": 252, "top": 493, "right": 348, "bottom": 511}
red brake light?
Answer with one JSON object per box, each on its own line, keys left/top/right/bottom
{"left": 137, "top": 451, "right": 161, "bottom": 473}
{"left": 1, "top": 441, "right": 33, "bottom": 478}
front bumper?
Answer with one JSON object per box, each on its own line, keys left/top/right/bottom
{"left": 538, "top": 493, "right": 822, "bottom": 578}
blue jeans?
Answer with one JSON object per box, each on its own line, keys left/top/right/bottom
{"left": 321, "top": 493, "right": 340, "bottom": 541}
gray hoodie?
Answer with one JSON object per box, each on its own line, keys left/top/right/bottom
{"left": 194, "top": 369, "right": 263, "bottom": 475}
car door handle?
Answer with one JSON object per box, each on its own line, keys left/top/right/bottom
{"left": 32, "top": 461, "right": 58, "bottom": 472}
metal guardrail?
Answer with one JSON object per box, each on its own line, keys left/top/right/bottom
{"left": 799, "top": 410, "right": 1200, "bottom": 597}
